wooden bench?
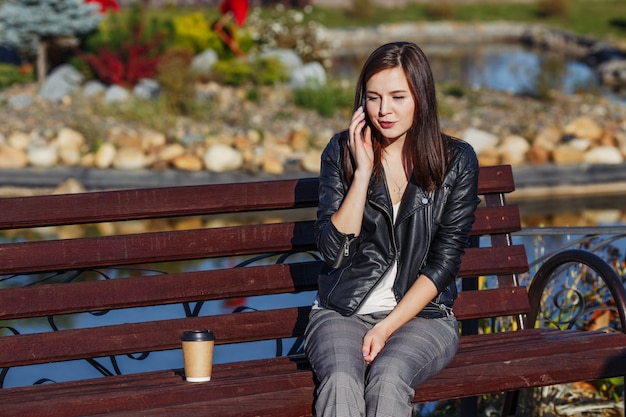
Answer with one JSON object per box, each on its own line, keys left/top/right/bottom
{"left": 1, "top": 164, "right": 625, "bottom": 417}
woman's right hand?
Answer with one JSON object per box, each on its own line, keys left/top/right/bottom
{"left": 348, "top": 106, "right": 374, "bottom": 177}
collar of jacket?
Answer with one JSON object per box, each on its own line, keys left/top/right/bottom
{"left": 367, "top": 174, "right": 433, "bottom": 224}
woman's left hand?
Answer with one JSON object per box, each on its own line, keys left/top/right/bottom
{"left": 361, "top": 324, "right": 389, "bottom": 364}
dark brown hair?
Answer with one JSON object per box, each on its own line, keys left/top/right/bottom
{"left": 344, "top": 41, "right": 450, "bottom": 192}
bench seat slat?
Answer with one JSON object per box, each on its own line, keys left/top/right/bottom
{"left": 0, "top": 166, "right": 513, "bottom": 231}
{"left": 0, "top": 221, "right": 317, "bottom": 274}
{"left": 2, "top": 329, "right": 624, "bottom": 417}
{"left": 0, "top": 179, "right": 321, "bottom": 230}
{"left": 0, "top": 288, "right": 532, "bottom": 368}
{"left": 0, "top": 263, "right": 320, "bottom": 320}
{"left": 0, "top": 202, "right": 522, "bottom": 275}
{"left": 0, "top": 246, "right": 528, "bottom": 320}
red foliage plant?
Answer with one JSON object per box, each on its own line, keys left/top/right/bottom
{"left": 82, "top": 24, "right": 165, "bottom": 87}
{"left": 85, "top": 0, "right": 120, "bottom": 13}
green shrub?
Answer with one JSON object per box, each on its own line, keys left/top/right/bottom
{"left": 0, "top": 64, "right": 32, "bottom": 88}
{"left": 293, "top": 82, "right": 353, "bottom": 118}
{"left": 171, "top": 12, "right": 223, "bottom": 55}
{"left": 211, "top": 56, "right": 287, "bottom": 86}
{"left": 156, "top": 47, "right": 196, "bottom": 115}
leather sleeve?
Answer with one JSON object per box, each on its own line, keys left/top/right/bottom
{"left": 420, "top": 141, "right": 481, "bottom": 292}
{"left": 313, "top": 132, "right": 360, "bottom": 269}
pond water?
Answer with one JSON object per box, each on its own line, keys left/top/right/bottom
{"left": 332, "top": 43, "right": 625, "bottom": 104}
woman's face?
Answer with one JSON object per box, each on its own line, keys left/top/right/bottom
{"left": 364, "top": 66, "right": 416, "bottom": 145}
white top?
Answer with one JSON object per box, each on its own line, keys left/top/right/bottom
{"left": 355, "top": 201, "right": 400, "bottom": 314}
{"left": 312, "top": 202, "right": 401, "bottom": 314}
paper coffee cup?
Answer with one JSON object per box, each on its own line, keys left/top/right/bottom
{"left": 181, "top": 329, "right": 215, "bottom": 382}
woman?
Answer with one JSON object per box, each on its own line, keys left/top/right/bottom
{"left": 304, "top": 42, "right": 480, "bottom": 417}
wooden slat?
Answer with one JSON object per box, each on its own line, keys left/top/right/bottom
{"left": 0, "top": 262, "right": 321, "bottom": 320}
{"left": 0, "top": 221, "right": 316, "bottom": 274}
{"left": 0, "top": 178, "right": 320, "bottom": 230}
{"left": 477, "top": 165, "right": 514, "bottom": 195}
{"left": 0, "top": 307, "right": 311, "bottom": 367}
{"left": 0, "top": 244, "right": 526, "bottom": 320}
{"left": 0, "top": 284, "right": 534, "bottom": 368}
{"left": 0, "top": 166, "right": 514, "bottom": 231}
{"left": 471, "top": 205, "right": 521, "bottom": 235}
{"left": 2, "top": 330, "right": 625, "bottom": 417}
{"left": 453, "top": 287, "right": 530, "bottom": 319}
{"left": 459, "top": 245, "right": 528, "bottom": 277}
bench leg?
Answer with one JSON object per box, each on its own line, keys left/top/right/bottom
{"left": 460, "top": 397, "right": 478, "bottom": 417}
{"left": 501, "top": 390, "right": 519, "bottom": 417}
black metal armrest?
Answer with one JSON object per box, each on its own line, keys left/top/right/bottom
{"left": 527, "top": 249, "right": 626, "bottom": 332}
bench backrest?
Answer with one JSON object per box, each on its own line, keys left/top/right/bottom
{"left": 0, "top": 165, "right": 528, "bottom": 378}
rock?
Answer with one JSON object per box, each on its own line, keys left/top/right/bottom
{"left": 498, "top": 135, "right": 529, "bottom": 166}
{"left": 8, "top": 94, "right": 33, "bottom": 110}
{"left": 191, "top": 49, "right": 219, "bottom": 73}
{"left": 172, "top": 154, "right": 203, "bottom": 171}
{"left": 59, "top": 147, "right": 82, "bottom": 166}
{"left": 133, "top": 78, "right": 160, "bottom": 100}
{"left": 290, "top": 61, "right": 327, "bottom": 89}
{"left": 564, "top": 116, "right": 603, "bottom": 141}
{"left": 567, "top": 137, "right": 592, "bottom": 152}
{"left": 56, "top": 128, "right": 85, "bottom": 150}
{"left": 83, "top": 80, "right": 106, "bottom": 98}
{"left": 526, "top": 144, "right": 551, "bottom": 164}
{"left": 28, "top": 145, "right": 58, "bottom": 168}
{"left": 461, "top": 128, "right": 499, "bottom": 155}
{"left": 141, "top": 129, "right": 167, "bottom": 150}
{"left": 261, "top": 155, "right": 285, "bottom": 175}
{"left": 104, "top": 85, "right": 130, "bottom": 103}
{"left": 113, "top": 147, "right": 148, "bottom": 170}
{"left": 158, "top": 143, "right": 186, "bottom": 161}
{"left": 533, "top": 126, "right": 561, "bottom": 150}
{"left": 8, "top": 132, "right": 30, "bottom": 150}
{"left": 301, "top": 148, "right": 322, "bottom": 173}
{"left": 94, "top": 143, "right": 116, "bottom": 168}
{"left": 261, "top": 48, "right": 303, "bottom": 72}
{"left": 39, "top": 64, "right": 84, "bottom": 102}
{"left": 0, "top": 146, "right": 27, "bottom": 168}
{"left": 290, "top": 127, "right": 311, "bottom": 151}
{"left": 583, "top": 146, "right": 624, "bottom": 164}
{"left": 203, "top": 144, "right": 244, "bottom": 172}
{"left": 476, "top": 147, "right": 500, "bottom": 166}
{"left": 552, "top": 144, "right": 585, "bottom": 164}
{"left": 53, "top": 178, "right": 85, "bottom": 195}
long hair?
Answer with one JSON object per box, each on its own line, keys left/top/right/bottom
{"left": 344, "top": 41, "right": 450, "bottom": 192}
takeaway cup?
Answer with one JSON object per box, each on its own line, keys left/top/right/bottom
{"left": 181, "top": 329, "right": 215, "bottom": 382}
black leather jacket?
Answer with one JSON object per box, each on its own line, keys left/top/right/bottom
{"left": 314, "top": 131, "right": 480, "bottom": 317}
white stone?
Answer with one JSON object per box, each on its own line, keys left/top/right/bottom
{"left": 583, "top": 146, "right": 624, "bottom": 164}
{"left": 498, "top": 135, "right": 529, "bottom": 166}
{"left": 203, "top": 144, "right": 244, "bottom": 172}
{"left": 95, "top": 143, "right": 116, "bottom": 168}
{"left": 301, "top": 149, "right": 322, "bottom": 173}
{"left": 567, "top": 138, "right": 591, "bottom": 152}
{"left": 28, "top": 145, "right": 58, "bottom": 168}
{"left": 461, "top": 128, "right": 499, "bottom": 155}
{"left": 59, "top": 147, "right": 82, "bottom": 166}
{"left": 105, "top": 85, "right": 130, "bottom": 103}
{"left": 113, "top": 147, "right": 148, "bottom": 170}
{"left": 191, "top": 49, "right": 219, "bottom": 73}
{"left": 289, "top": 62, "right": 327, "bottom": 89}
{"left": 8, "top": 132, "right": 30, "bottom": 150}
{"left": 56, "top": 127, "right": 85, "bottom": 150}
